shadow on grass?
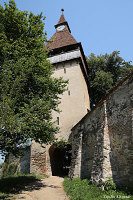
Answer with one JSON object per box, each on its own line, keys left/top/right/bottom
{"left": 0, "top": 175, "right": 45, "bottom": 196}
{"left": 0, "top": 194, "right": 11, "bottom": 200}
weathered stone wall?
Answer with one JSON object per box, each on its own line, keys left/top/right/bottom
{"left": 106, "top": 73, "right": 133, "bottom": 188}
{"left": 70, "top": 72, "right": 133, "bottom": 188}
{"left": 30, "top": 141, "right": 47, "bottom": 174}
{"left": 6, "top": 146, "right": 31, "bottom": 174}
{"left": 8, "top": 143, "right": 47, "bottom": 175}
{"left": 69, "top": 101, "right": 112, "bottom": 185}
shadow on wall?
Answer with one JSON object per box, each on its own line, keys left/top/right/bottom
{"left": 81, "top": 124, "right": 103, "bottom": 182}
{"left": 68, "top": 127, "right": 82, "bottom": 179}
{"left": 107, "top": 75, "right": 133, "bottom": 189}
{"left": 20, "top": 146, "right": 31, "bottom": 174}
{"left": 89, "top": 128, "right": 104, "bottom": 185}
{"left": 69, "top": 104, "right": 105, "bottom": 185}
{"left": 108, "top": 118, "right": 133, "bottom": 189}
{"left": 68, "top": 122, "right": 104, "bottom": 184}
{"left": 2, "top": 146, "right": 31, "bottom": 176}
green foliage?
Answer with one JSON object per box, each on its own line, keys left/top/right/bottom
{"left": 0, "top": 163, "right": 3, "bottom": 178}
{"left": 87, "top": 51, "right": 133, "bottom": 107}
{"left": 0, "top": 163, "right": 3, "bottom": 168}
{"left": 53, "top": 138, "right": 70, "bottom": 149}
{"left": 0, "top": 1, "right": 67, "bottom": 156}
{"left": 64, "top": 178, "right": 102, "bottom": 200}
{"left": 103, "top": 177, "right": 117, "bottom": 191}
{"left": 63, "top": 178, "right": 133, "bottom": 200}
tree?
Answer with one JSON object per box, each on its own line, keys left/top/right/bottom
{"left": 0, "top": 1, "right": 67, "bottom": 156}
{"left": 87, "top": 51, "right": 133, "bottom": 107}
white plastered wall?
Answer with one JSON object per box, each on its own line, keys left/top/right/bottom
{"left": 52, "top": 59, "right": 90, "bottom": 141}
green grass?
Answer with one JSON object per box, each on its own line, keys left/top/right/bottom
{"left": 63, "top": 178, "right": 133, "bottom": 200}
{"left": 0, "top": 173, "right": 47, "bottom": 200}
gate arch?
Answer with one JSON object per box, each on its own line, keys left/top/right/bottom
{"left": 49, "top": 144, "right": 72, "bottom": 176}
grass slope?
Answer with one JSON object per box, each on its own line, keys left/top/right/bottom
{"left": 63, "top": 178, "right": 133, "bottom": 200}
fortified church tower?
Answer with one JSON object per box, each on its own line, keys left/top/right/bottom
{"left": 30, "top": 10, "right": 90, "bottom": 176}
{"left": 47, "top": 10, "right": 90, "bottom": 140}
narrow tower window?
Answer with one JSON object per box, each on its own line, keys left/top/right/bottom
{"left": 68, "top": 90, "right": 70, "bottom": 95}
{"left": 57, "top": 117, "right": 59, "bottom": 125}
{"left": 64, "top": 67, "right": 66, "bottom": 73}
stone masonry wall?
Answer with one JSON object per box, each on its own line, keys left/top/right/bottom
{"left": 69, "top": 101, "right": 112, "bottom": 185}
{"left": 8, "top": 142, "right": 47, "bottom": 175}
{"left": 106, "top": 73, "right": 133, "bottom": 188}
{"left": 70, "top": 71, "right": 133, "bottom": 188}
{"left": 7, "top": 146, "right": 31, "bottom": 174}
{"left": 30, "top": 141, "right": 47, "bottom": 174}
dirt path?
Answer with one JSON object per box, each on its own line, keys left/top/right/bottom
{"left": 15, "top": 176, "right": 69, "bottom": 200}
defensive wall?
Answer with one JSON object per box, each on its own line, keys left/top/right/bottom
{"left": 69, "top": 71, "right": 133, "bottom": 189}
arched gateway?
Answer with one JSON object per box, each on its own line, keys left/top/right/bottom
{"left": 49, "top": 144, "right": 72, "bottom": 176}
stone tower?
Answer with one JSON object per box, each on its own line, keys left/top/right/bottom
{"left": 47, "top": 11, "right": 90, "bottom": 140}
{"left": 30, "top": 11, "right": 90, "bottom": 176}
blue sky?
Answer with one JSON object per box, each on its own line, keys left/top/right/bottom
{"left": 1, "top": 0, "right": 133, "bottom": 62}
{"left": 0, "top": 0, "right": 133, "bottom": 162}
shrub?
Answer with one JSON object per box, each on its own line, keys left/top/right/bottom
{"left": 53, "top": 138, "right": 70, "bottom": 149}
{"left": 102, "top": 177, "right": 116, "bottom": 191}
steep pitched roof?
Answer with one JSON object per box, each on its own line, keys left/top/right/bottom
{"left": 58, "top": 14, "right": 66, "bottom": 24}
{"left": 47, "top": 29, "right": 77, "bottom": 50}
{"left": 47, "top": 14, "right": 78, "bottom": 51}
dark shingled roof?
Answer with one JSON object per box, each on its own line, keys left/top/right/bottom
{"left": 47, "top": 14, "right": 78, "bottom": 51}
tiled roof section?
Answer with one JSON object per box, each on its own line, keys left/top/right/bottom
{"left": 47, "top": 27, "right": 77, "bottom": 50}
{"left": 58, "top": 14, "right": 66, "bottom": 24}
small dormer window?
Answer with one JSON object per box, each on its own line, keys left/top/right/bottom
{"left": 57, "top": 117, "right": 59, "bottom": 125}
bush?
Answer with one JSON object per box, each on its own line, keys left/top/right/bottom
{"left": 102, "top": 177, "right": 116, "bottom": 191}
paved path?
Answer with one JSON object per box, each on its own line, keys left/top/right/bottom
{"left": 15, "top": 176, "right": 69, "bottom": 200}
